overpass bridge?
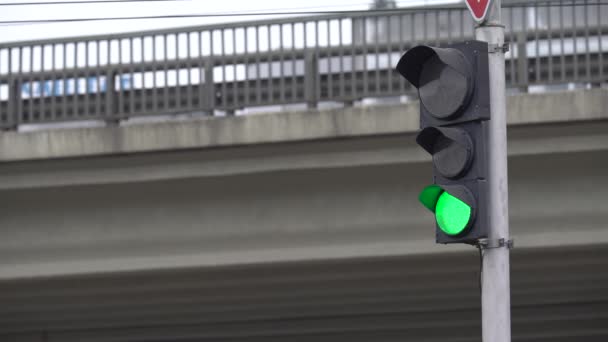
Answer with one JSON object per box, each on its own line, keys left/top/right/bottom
{"left": 0, "top": 88, "right": 607, "bottom": 342}
{"left": 0, "top": 2, "right": 608, "bottom": 342}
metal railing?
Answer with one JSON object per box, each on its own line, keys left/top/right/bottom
{"left": 0, "top": 0, "right": 606, "bottom": 129}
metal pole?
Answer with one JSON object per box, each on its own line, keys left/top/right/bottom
{"left": 475, "top": 1, "right": 511, "bottom": 342}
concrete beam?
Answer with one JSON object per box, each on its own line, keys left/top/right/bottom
{"left": 0, "top": 120, "right": 606, "bottom": 191}
{"left": 0, "top": 89, "right": 606, "bottom": 162}
{"left": 0, "top": 149, "right": 606, "bottom": 280}
{"left": 1, "top": 246, "right": 607, "bottom": 341}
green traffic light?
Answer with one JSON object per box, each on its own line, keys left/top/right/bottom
{"left": 418, "top": 185, "right": 473, "bottom": 236}
{"left": 435, "top": 191, "right": 472, "bottom": 236}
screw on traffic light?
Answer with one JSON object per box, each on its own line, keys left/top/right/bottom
{"left": 396, "top": 41, "right": 491, "bottom": 244}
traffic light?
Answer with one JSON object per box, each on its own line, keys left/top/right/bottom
{"left": 396, "top": 41, "right": 490, "bottom": 244}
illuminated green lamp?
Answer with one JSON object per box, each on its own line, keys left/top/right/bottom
{"left": 419, "top": 185, "right": 473, "bottom": 236}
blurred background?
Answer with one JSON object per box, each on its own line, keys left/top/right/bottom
{"left": 0, "top": 0, "right": 606, "bottom": 341}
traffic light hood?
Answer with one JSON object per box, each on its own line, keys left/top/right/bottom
{"left": 396, "top": 45, "right": 470, "bottom": 88}
{"left": 416, "top": 126, "right": 472, "bottom": 156}
{"left": 419, "top": 184, "right": 476, "bottom": 213}
{"left": 416, "top": 126, "right": 474, "bottom": 179}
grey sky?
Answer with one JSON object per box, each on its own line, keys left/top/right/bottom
{"left": 0, "top": 0, "right": 460, "bottom": 43}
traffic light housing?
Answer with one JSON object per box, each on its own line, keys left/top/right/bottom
{"left": 396, "top": 41, "right": 490, "bottom": 244}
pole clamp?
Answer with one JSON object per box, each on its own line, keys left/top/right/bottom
{"left": 477, "top": 238, "right": 514, "bottom": 250}
{"left": 488, "top": 43, "right": 509, "bottom": 54}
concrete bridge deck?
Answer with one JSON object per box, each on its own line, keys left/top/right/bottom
{"left": 0, "top": 88, "right": 606, "bottom": 341}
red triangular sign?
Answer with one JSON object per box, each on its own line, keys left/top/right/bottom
{"left": 465, "top": 0, "right": 492, "bottom": 23}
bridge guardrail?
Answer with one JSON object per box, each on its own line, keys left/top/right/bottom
{"left": 0, "top": 0, "right": 606, "bottom": 128}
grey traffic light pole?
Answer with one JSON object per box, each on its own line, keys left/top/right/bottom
{"left": 474, "top": 1, "right": 512, "bottom": 342}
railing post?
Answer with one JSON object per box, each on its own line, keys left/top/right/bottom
{"left": 105, "top": 69, "right": 120, "bottom": 125}
{"left": 5, "top": 78, "right": 20, "bottom": 130}
{"left": 204, "top": 57, "right": 215, "bottom": 116}
{"left": 516, "top": 32, "right": 529, "bottom": 93}
{"left": 305, "top": 50, "right": 319, "bottom": 109}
